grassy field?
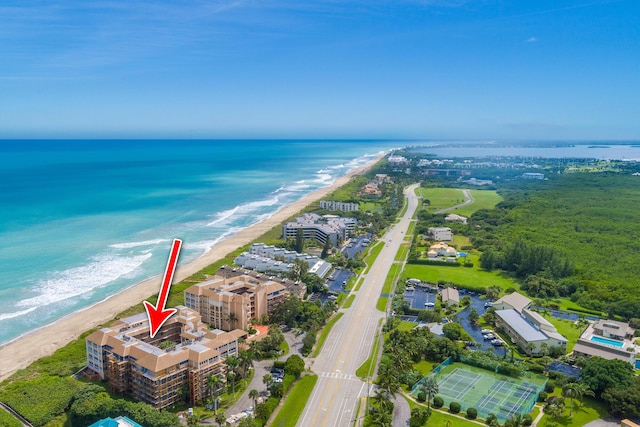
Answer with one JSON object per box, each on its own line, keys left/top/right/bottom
{"left": 537, "top": 394, "right": 609, "bottom": 426}
{"left": 376, "top": 296, "right": 389, "bottom": 312}
{"left": 539, "top": 313, "right": 584, "bottom": 352}
{"left": 312, "top": 313, "right": 344, "bottom": 358}
{"left": 404, "top": 395, "right": 483, "bottom": 427}
{"left": 454, "top": 190, "right": 503, "bottom": 217}
{"left": 362, "top": 241, "right": 384, "bottom": 275}
{"left": 343, "top": 294, "right": 356, "bottom": 308}
{"left": 382, "top": 263, "right": 402, "bottom": 294}
{"left": 0, "top": 408, "right": 21, "bottom": 427}
{"left": 356, "top": 320, "right": 382, "bottom": 379}
{"left": 269, "top": 375, "right": 318, "bottom": 427}
{"left": 418, "top": 188, "right": 464, "bottom": 212}
{"left": 395, "top": 243, "right": 410, "bottom": 262}
{"left": 403, "top": 260, "right": 520, "bottom": 291}
{"left": 412, "top": 360, "right": 435, "bottom": 376}
{"left": 280, "top": 339, "right": 290, "bottom": 356}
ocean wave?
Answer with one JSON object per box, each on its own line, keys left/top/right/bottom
{"left": 184, "top": 226, "right": 245, "bottom": 253}
{"left": 206, "top": 197, "right": 280, "bottom": 227}
{"left": 0, "top": 307, "right": 37, "bottom": 322}
{"left": 109, "top": 238, "right": 169, "bottom": 249}
{"left": 16, "top": 253, "right": 152, "bottom": 309}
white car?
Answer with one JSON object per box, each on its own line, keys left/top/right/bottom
{"left": 425, "top": 302, "right": 435, "bottom": 307}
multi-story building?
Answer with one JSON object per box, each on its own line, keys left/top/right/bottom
{"left": 427, "top": 227, "right": 453, "bottom": 242}
{"left": 233, "top": 243, "right": 331, "bottom": 278}
{"left": 495, "top": 308, "right": 568, "bottom": 355}
{"left": 573, "top": 319, "right": 637, "bottom": 365}
{"left": 320, "top": 200, "right": 359, "bottom": 212}
{"left": 85, "top": 306, "right": 244, "bottom": 409}
{"left": 184, "top": 274, "right": 288, "bottom": 331}
{"left": 282, "top": 213, "right": 357, "bottom": 246}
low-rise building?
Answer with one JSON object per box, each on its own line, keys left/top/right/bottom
{"left": 320, "top": 200, "right": 359, "bottom": 212}
{"left": 522, "top": 173, "right": 545, "bottom": 180}
{"left": 427, "top": 242, "right": 457, "bottom": 258}
{"left": 445, "top": 214, "right": 468, "bottom": 224}
{"left": 234, "top": 243, "right": 331, "bottom": 278}
{"left": 283, "top": 213, "right": 357, "bottom": 246}
{"left": 86, "top": 307, "right": 244, "bottom": 409}
{"left": 184, "top": 274, "right": 288, "bottom": 331}
{"left": 427, "top": 227, "right": 453, "bottom": 241}
{"left": 572, "top": 319, "right": 637, "bottom": 365}
{"left": 495, "top": 308, "right": 568, "bottom": 355}
{"left": 493, "top": 291, "right": 532, "bottom": 314}
{"left": 441, "top": 288, "right": 460, "bottom": 308}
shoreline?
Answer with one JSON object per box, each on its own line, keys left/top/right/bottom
{"left": 0, "top": 154, "right": 384, "bottom": 382}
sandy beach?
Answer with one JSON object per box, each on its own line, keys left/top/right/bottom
{"left": 0, "top": 155, "right": 383, "bottom": 382}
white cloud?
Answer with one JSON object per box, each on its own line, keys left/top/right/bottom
{"left": 525, "top": 36, "right": 538, "bottom": 43}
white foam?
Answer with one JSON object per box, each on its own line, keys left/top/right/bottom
{"left": 16, "top": 253, "right": 152, "bottom": 309}
{"left": 206, "top": 197, "right": 280, "bottom": 227}
{"left": 0, "top": 307, "right": 37, "bottom": 322}
{"left": 109, "top": 238, "right": 169, "bottom": 249}
{"left": 207, "top": 206, "right": 240, "bottom": 226}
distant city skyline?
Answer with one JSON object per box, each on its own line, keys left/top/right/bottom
{"left": 1, "top": 0, "right": 638, "bottom": 140}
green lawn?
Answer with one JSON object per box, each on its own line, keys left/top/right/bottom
{"left": 403, "top": 261, "right": 520, "bottom": 291}
{"left": 0, "top": 408, "right": 21, "bottom": 427}
{"left": 382, "top": 263, "right": 402, "bottom": 294}
{"left": 404, "top": 394, "right": 483, "bottom": 427}
{"left": 356, "top": 320, "right": 382, "bottom": 379}
{"left": 280, "top": 339, "right": 290, "bottom": 356}
{"left": 395, "top": 243, "right": 410, "bottom": 262}
{"left": 362, "top": 241, "right": 384, "bottom": 275}
{"left": 537, "top": 396, "right": 609, "bottom": 426}
{"left": 376, "top": 296, "right": 389, "bottom": 312}
{"left": 539, "top": 313, "right": 584, "bottom": 352}
{"left": 312, "top": 313, "right": 344, "bottom": 358}
{"left": 343, "top": 294, "right": 356, "bottom": 308}
{"left": 269, "top": 375, "right": 318, "bottom": 427}
{"left": 454, "top": 190, "right": 503, "bottom": 217}
{"left": 398, "top": 320, "right": 417, "bottom": 332}
{"left": 418, "top": 188, "right": 465, "bottom": 212}
{"left": 412, "top": 360, "right": 435, "bottom": 376}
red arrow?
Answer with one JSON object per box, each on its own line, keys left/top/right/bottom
{"left": 144, "top": 239, "right": 182, "bottom": 338}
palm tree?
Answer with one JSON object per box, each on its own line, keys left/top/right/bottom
{"left": 562, "top": 382, "right": 595, "bottom": 416}
{"left": 225, "top": 355, "right": 240, "bottom": 394}
{"left": 372, "top": 389, "right": 393, "bottom": 412}
{"left": 249, "top": 389, "right": 259, "bottom": 409}
{"left": 263, "top": 373, "right": 273, "bottom": 391}
{"left": 239, "top": 350, "right": 254, "bottom": 381}
{"left": 207, "top": 375, "right": 221, "bottom": 413}
{"left": 215, "top": 411, "right": 226, "bottom": 427}
{"left": 506, "top": 414, "right": 525, "bottom": 427}
{"left": 417, "top": 376, "right": 439, "bottom": 412}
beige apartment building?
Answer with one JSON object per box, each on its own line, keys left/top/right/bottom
{"left": 85, "top": 306, "right": 245, "bottom": 409}
{"left": 184, "top": 273, "right": 289, "bottom": 331}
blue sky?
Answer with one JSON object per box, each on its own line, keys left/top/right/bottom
{"left": 1, "top": 0, "right": 638, "bottom": 139}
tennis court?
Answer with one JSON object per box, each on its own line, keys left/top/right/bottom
{"left": 413, "top": 362, "right": 546, "bottom": 422}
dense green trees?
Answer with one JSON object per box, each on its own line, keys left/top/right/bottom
{"left": 68, "top": 384, "right": 179, "bottom": 427}
{"left": 579, "top": 357, "right": 634, "bottom": 396}
{"left": 470, "top": 173, "right": 640, "bottom": 318}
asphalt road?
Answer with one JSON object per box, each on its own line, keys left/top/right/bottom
{"left": 297, "top": 184, "right": 420, "bottom": 427}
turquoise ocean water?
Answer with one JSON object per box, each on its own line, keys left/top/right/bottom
{"left": 0, "top": 140, "right": 396, "bottom": 345}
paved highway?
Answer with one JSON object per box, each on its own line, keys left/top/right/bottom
{"left": 297, "top": 184, "right": 420, "bottom": 427}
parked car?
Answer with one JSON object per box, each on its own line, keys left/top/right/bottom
{"left": 491, "top": 339, "right": 503, "bottom": 346}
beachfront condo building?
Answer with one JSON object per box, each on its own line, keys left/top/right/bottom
{"left": 282, "top": 212, "right": 357, "bottom": 246}
{"left": 184, "top": 273, "right": 288, "bottom": 331}
{"left": 85, "top": 306, "right": 246, "bottom": 409}
{"left": 319, "top": 200, "right": 359, "bottom": 212}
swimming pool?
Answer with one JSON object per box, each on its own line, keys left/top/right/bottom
{"left": 590, "top": 335, "right": 624, "bottom": 347}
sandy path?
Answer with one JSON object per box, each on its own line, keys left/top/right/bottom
{"left": 0, "top": 155, "right": 383, "bottom": 382}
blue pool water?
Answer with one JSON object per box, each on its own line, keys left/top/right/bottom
{"left": 590, "top": 335, "right": 624, "bottom": 347}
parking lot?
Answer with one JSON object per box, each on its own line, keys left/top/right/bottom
{"left": 404, "top": 286, "right": 437, "bottom": 310}
{"left": 341, "top": 234, "right": 371, "bottom": 259}
{"left": 326, "top": 267, "right": 353, "bottom": 294}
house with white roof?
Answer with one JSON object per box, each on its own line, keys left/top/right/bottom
{"left": 572, "top": 319, "right": 637, "bottom": 365}
{"left": 428, "top": 227, "right": 453, "bottom": 241}
{"left": 495, "top": 308, "right": 568, "bottom": 355}
{"left": 493, "top": 291, "right": 532, "bottom": 314}
{"left": 427, "top": 242, "right": 458, "bottom": 259}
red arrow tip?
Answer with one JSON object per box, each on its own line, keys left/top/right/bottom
{"left": 143, "top": 301, "right": 178, "bottom": 338}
